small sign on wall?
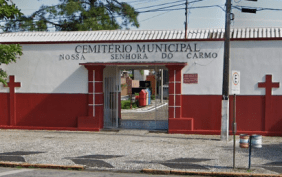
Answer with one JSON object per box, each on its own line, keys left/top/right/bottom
{"left": 232, "top": 70, "right": 240, "bottom": 94}
{"left": 183, "top": 74, "right": 198, "bottom": 84}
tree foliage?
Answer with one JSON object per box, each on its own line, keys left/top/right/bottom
{"left": 0, "top": 0, "right": 23, "bottom": 85}
{"left": 5, "top": 0, "right": 139, "bottom": 32}
{"left": 0, "top": 0, "right": 21, "bottom": 19}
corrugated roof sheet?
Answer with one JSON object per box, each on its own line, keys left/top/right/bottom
{"left": 1, "top": 27, "right": 282, "bottom": 43}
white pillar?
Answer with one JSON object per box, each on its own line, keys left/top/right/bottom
{"left": 161, "top": 69, "right": 163, "bottom": 104}
{"left": 221, "top": 100, "right": 229, "bottom": 141}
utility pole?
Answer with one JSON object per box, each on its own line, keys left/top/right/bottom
{"left": 221, "top": 0, "right": 232, "bottom": 141}
{"left": 161, "top": 69, "right": 163, "bottom": 104}
{"left": 185, "top": 0, "right": 188, "bottom": 39}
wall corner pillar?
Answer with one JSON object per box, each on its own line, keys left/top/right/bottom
{"left": 78, "top": 65, "right": 105, "bottom": 130}
{"left": 166, "top": 64, "right": 193, "bottom": 134}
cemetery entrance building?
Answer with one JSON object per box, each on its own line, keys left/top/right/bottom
{"left": 2, "top": 28, "right": 282, "bottom": 136}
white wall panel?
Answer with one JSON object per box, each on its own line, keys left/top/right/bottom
{"left": 0, "top": 41, "right": 223, "bottom": 94}
{"left": 231, "top": 41, "right": 282, "bottom": 95}
{"left": 182, "top": 42, "right": 224, "bottom": 95}
{"left": 0, "top": 44, "right": 88, "bottom": 93}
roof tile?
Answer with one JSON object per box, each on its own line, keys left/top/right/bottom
{"left": 1, "top": 28, "right": 282, "bottom": 43}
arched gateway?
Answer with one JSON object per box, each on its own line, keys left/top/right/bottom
{"left": 78, "top": 62, "right": 186, "bottom": 131}
{"left": 2, "top": 28, "right": 282, "bottom": 136}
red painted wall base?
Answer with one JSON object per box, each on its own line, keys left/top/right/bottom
{"left": 1, "top": 93, "right": 282, "bottom": 136}
{"left": 0, "top": 93, "right": 88, "bottom": 128}
{"left": 77, "top": 116, "right": 102, "bottom": 130}
{"left": 168, "top": 118, "right": 194, "bottom": 133}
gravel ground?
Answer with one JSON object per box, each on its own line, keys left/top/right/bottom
{"left": 0, "top": 129, "right": 281, "bottom": 175}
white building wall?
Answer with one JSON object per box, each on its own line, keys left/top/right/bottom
{"left": 231, "top": 41, "right": 282, "bottom": 95}
{"left": 182, "top": 42, "right": 224, "bottom": 95}
{"left": 0, "top": 44, "right": 88, "bottom": 94}
{"left": 0, "top": 41, "right": 224, "bottom": 95}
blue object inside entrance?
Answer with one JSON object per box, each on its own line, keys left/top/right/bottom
{"left": 120, "top": 120, "right": 168, "bottom": 130}
{"left": 146, "top": 88, "right": 151, "bottom": 105}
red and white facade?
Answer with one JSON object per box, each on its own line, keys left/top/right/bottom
{"left": 1, "top": 28, "right": 282, "bottom": 136}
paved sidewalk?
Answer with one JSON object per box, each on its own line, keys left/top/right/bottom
{"left": 121, "top": 99, "right": 168, "bottom": 113}
{"left": 0, "top": 129, "right": 281, "bottom": 176}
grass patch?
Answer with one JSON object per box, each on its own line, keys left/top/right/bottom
{"left": 121, "top": 100, "right": 138, "bottom": 109}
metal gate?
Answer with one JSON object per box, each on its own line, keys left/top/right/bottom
{"left": 104, "top": 76, "right": 119, "bottom": 128}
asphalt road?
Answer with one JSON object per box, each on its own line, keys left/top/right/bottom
{"left": 0, "top": 167, "right": 207, "bottom": 177}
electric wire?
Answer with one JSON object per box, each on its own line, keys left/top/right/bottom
{"left": 135, "top": 0, "right": 185, "bottom": 10}
{"left": 5, "top": 0, "right": 282, "bottom": 32}
{"left": 140, "top": 11, "right": 171, "bottom": 22}
{"left": 0, "top": 0, "right": 220, "bottom": 23}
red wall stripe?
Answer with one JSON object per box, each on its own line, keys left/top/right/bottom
{"left": 1, "top": 92, "right": 282, "bottom": 135}
{"left": 0, "top": 93, "right": 9, "bottom": 125}
{"left": 182, "top": 95, "right": 282, "bottom": 135}
{"left": 14, "top": 93, "right": 87, "bottom": 127}
{"left": 229, "top": 95, "right": 265, "bottom": 132}
{"left": 182, "top": 95, "right": 222, "bottom": 131}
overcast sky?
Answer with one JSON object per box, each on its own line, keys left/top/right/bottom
{"left": 9, "top": 0, "right": 282, "bottom": 31}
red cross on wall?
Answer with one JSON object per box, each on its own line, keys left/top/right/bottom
{"left": 258, "top": 75, "right": 279, "bottom": 97}
{"left": 258, "top": 75, "right": 279, "bottom": 131}
{"left": 4, "top": 75, "right": 21, "bottom": 126}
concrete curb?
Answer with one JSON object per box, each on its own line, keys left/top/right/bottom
{"left": 0, "top": 162, "right": 85, "bottom": 170}
{"left": 0, "top": 162, "right": 281, "bottom": 177}
{"left": 141, "top": 169, "right": 282, "bottom": 177}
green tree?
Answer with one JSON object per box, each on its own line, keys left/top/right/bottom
{"left": 4, "top": 0, "right": 139, "bottom": 32}
{"left": 0, "top": 0, "right": 23, "bottom": 85}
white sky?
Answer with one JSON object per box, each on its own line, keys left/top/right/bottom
{"left": 9, "top": 0, "right": 282, "bottom": 31}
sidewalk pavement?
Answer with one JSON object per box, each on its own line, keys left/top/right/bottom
{"left": 0, "top": 129, "right": 281, "bottom": 176}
